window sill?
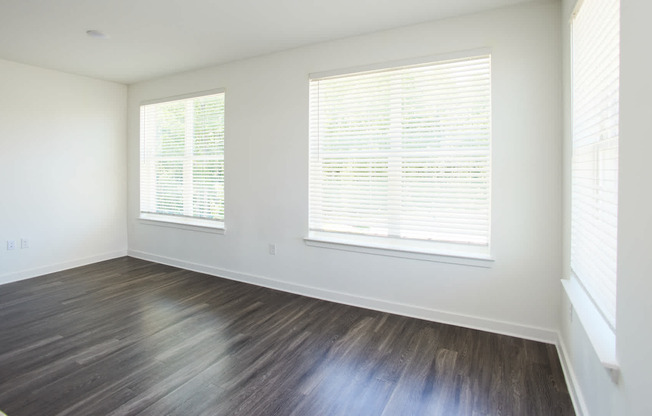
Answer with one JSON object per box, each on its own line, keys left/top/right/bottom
{"left": 561, "top": 276, "right": 619, "bottom": 380}
{"left": 138, "top": 214, "right": 225, "bottom": 234}
{"left": 304, "top": 232, "right": 493, "bottom": 267}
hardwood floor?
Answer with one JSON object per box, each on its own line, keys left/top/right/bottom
{"left": 0, "top": 257, "right": 574, "bottom": 415}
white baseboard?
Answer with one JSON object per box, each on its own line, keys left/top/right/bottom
{"left": 555, "top": 333, "right": 590, "bottom": 416}
{"left": 0, "top": 249, "right": 128, "bottom": 286}
{"left": 128, "top": 249, "right": 558, "bottom": 344}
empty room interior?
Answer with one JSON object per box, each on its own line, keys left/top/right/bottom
{"left": 0, "top": 0, "right": 650, "bottom": 415}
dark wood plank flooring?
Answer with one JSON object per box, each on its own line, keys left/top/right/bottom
{"left": 0, "top": 257, "right": 574, "bottom": 415}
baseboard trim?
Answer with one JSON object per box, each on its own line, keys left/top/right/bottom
{"left": 128, "top": 249, "right": 557, "bottom": 344}
{"left": 555, "top": 332, "right": 590, "bottom": 416}
{"left": 0, "top": 249, "right": 128, "bottom": 286}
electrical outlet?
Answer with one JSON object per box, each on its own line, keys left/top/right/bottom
{"left": 6, "top": 240, "right": 16, "bottom": 250}
{"left": 21, "top": 239, "right": 29, "bottom": 249}
{"left": 268, "top": 244, "right": 276, "bottom": 255}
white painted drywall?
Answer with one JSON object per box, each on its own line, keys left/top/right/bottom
{"left": 127, "top": 1, "right": 562, "bottom": 340}
{"left": 0, "top": 59, "right": 128, "bottom": 284}
{"left": 559, "top": 0, "right": 652, "bottom": 415}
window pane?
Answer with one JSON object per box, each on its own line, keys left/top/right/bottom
{"left": 155, "top": 161, "right": 183, "bottom": 215}
{"left": 192, "top": 159, "right": 224, "bottom": 219}
{"left": 309, "top": 55, "right": 491, "bottom": 248}
{"left": 156, "top": 101, "right": 185, "bottom": 157}
{"left": 193, "top": 94, "right": 225, "bottom": 156}
{"left": 570, "top": 0, "right": 619, "bottom": 328}
{"left": 140, "top": 91, "right": 225, "bottom": 225}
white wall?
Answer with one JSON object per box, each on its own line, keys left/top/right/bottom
{"left": 127, "top": 1, "right": 563, "bottom": 341}
{"left": 0, "top": 59, "right": 128, "bottom": 284}
{"left": 559, "top": 0, "right": 652, "bottom": 415}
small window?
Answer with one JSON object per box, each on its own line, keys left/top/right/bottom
{"left": 308, "top": 55, "right": 491, "bottom": 258}
{"left": 570, "top": 0, "right": 620, "bottom": 328}
{"left": 140, "top": 91, "right": 225, "bottom": 229}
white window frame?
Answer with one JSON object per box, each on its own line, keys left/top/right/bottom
{"left": 305, "top": 51, "right": 493, "bottom": 266}
{"left": 139, "top": 89, "right": 225, "bottom": 232}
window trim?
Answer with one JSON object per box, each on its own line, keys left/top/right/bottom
{"left": 307, "top": 50, "right": 492, "bottom": 259}
{"left": 139, "top": 88, "right": 226, "bottom": 231}
{"left": 562, "top": 276, "right": 618, "bottom": 378}
{"left": 140, "top": 88, "right": 226, "bottom": 107}
{"left": 305, "top": 231, "right": 493, "bottom": 267}
{"left": 309, "top": 48, "right": 491, "bottom": 80}
{"left": 138, "top": 214, "right": 225, "bottom": 234}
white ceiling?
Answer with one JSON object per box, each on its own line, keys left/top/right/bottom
{"left": 0, "top": 0, "right": 540, "bottom": 84}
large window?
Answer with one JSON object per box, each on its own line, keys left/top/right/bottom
{"left": 140, "top": 91, "right": 225, "bottom": 229}
{"left": 308, "top": 55, "right": 491, "bottom": 258}
{"left": 571, "top": 0, "right": 620, "bottom": 328}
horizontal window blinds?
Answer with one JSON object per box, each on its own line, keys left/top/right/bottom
{"left": 309, "top": 55, "right": 491, "bottom": 247}
{"left": 140, "top": 92, "right": 225, "bottom": 224}
{"left": 571, "top": 0, "right": 619, "bottom": 328}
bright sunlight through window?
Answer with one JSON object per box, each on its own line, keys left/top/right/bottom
{"left": 309, "top": 55, "right": 491, "bottom": 257}
{"left": 140, "top": 91, "right": 225, "bottom": 229}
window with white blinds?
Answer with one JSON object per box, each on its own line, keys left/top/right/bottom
{"left": 309, "top": 55, "right": 491, "bottom": 255}
{"left": 571, "top": 0, "right": 619, "bottom": 328}
{"left": 140, "top": 91, "right": 225, "bottom": 228}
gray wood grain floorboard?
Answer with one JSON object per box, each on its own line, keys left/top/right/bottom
{"left": 0, "top": 257, "right": 574, "bottom": 415}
